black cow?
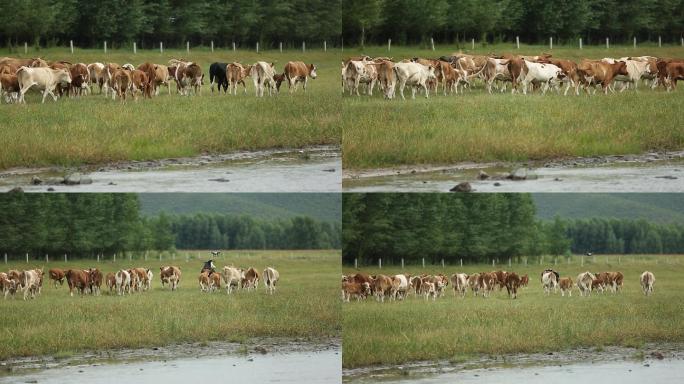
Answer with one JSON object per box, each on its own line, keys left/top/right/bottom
{"left": 209, "top": 62, "right": 228, "bottom": 93}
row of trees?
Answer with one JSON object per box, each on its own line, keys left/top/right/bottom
{"left": 343, "top": 0, "right": 684, "bottom": 46}
{"left": 342, "top": 194, "right": 684, "bottom": 265}
{"left": 0, "top": 0, "right": 341, "bottom": 49}
{"left": 0, "top": 194, "right": 340, "bottom": 259}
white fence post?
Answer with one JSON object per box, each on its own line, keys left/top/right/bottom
{"left": 508, "top": 258, "right": 511, "bottom": 267}
{"left": 104, "top": 41, "right": 107, "bottom": 54}
{"left": 516, "top": 36, "right": 520, "bottom": 49}
{"left": 633, "top": 37, "right": 637, "bottom": 49}
{"left": 422, "top": 258, "right": 425, "bottom": 268}
{"left": 24, "top": 42, "right": 28, "bottom": 54}
{"left": 302, "top": 41, "right": 306, "bottom": 52}
{"left": 232, "top": 42, "right": 236, "bottom": 51}
{"left": 606, "top": 37, "right": 609, "bottom": 49}
{"left": 159, "top": 252, "right": 162, "bottom": 262}
{"left": 64, "top": 253, "right": 67, "bottom": 262}
{"left": 430, "top": 37, "right": 435, "bottom": 51}
{"left": 492, "top": 259, "right": 495, "bottom": 267}
{"left": 460, "top": 259, "right": 462, "bottom": 267}
{"left": 441, "top": 259, "right": 445, "bottom": 268}
{"left": 524, "top": 257, "right": 527, "bottom": 266}
{"left": 550, "top": 37, "right": 553, "bottom": 50}
{"left": 658, "top": 36, "right": 662, "bottom": 47}
{"left": 160, "top": 42, "right": 163, "bottom": 53}
{"left": 26, "top": 253, "right": 28, "bottom": 263}
{"left": 471, "top": 38, "right": 475, "bottom": 50}
{"left": 681, "top": 37, "right": 683, "bottom": 47}
{"left": 401, "top": 258, "right": 404, "bottom": 269}
{"left": 211, "top": 40, "right": 214, "bottom": 52}
{"left": 378, "top": 258, "right": 381, "bottom": 269}
{"left": 324, "top": 40, "right": 327, "bottom": 52}
{"left": 388, "top": 38, "right": 391, "bottom": 52}
{"left": 354, "top": 258, "right": 358, "bottom": 269}
{"left": 128, "top": 253, "right": 131, "bottom": 261}
{"left": 579, "top": 38, "right": 583, "bottom": 50}
{"left": 133, "top": 42, "right": 137, "bottom": 54}
{"left": 97, "top": 254, "right": 100, "bottom": 263}
{"left": 45, "top": 254, "right": 48, "bottom": 263}
{"left": 113, "top": 253, "right": 116, "bottom": 263}
{"left": 279, "top": 42, "right": 283, "bottom": 52}
{"left": 4, "top": 253, "right": 6, "bottom": 264}
{"left": 70, "top": 40, "right": 74, "bottom": 54}
{"left": 256, "top": 42, "right": 259, "bottom": 53}
{"left": 186, "top": 41, "right": 190, "bottom": 54}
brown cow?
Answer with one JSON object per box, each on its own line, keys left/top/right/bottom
{"left": 226, "top": 62, "right": 252, "bottom": 95}
{"left": 49, "top": 268, "right": 66, "bottom": 288}
{"left": 342, "top": 281, "right": 371, "bottom": 302}
{"left": 542, "top": 58, "right": 580, "bottom": 95}
{"left": 505, "top": 272, "right": 521, "bottom": 299}
{"left": 198, "top": 271, "right": 211, "bottom": 292}
{"left": 372, "top": 274, "right": 393, "bottom": 302}
{"left": 88, "top": 268, "right": 103, "bottom": 295}
{"left": 559, "top": 277, "right": 573, "bottom": 297}
{"left": 137, "top": 62, "right": 157, "bottom": 94}
{"left": 68, "top": 63, "right": 89, "bottom": 97}
{"left": 282, "top": 61, "right": 317, "bottom": 93}
{"left": 661, "top": 60, "right": 684, "bottom": 91}
{"left": 507, "top": 57, "right": 527, "bottom": 94}
{"left": 65, "top": 269, "right": 89, "bottom": 296}
{"left": 111, "top": 68, "right": 131, "bottom": 101}
{"left": 493, "top": 270, "right": 509, "bottom": 290}
{"left": 105, "top": 272, "right": 116, "bottom": 294}
{"left": 578, "top": 60, "right": 629, "bottom": 94}
{"left": 241, "top": 267, "right": 260, "bottom": 290}
{"left": 160, "top": 266, "right": 181, "bottom": 290}
{"left": 209, "top": 272, "right": 221, "bottom": 291}
{"left": 520, "top": 274, "right": 529, "bottom": 287}
{"left": 0, "top": 73, "right": 20, "bottom": 103}
{"left": 130, "top": 69, "right": 151, "bottom": 99}
{"left": 1, "top": 272, "right": 18, "bottom": 299}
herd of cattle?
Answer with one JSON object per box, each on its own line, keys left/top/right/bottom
{"left": 341, "top": 269, "right": 657, "bottom": 302}
{"left": 0, "top": 56, "right": 318, "bottom": 103}
{"left": 0, "top": 264, "right": 280, "bottom": 300}
{"left": 342, "top": 53, "right": 684, "bottom": 99}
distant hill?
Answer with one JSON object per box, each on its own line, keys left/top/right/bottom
{"left": 139, "top": 194, "right": 340, "bottom": 223}
{"left": 533, "top": 194, "right": 684, "bottom": 223}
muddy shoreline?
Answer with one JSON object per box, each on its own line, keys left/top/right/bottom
{"left": 343, "top": 342, "right": 684, "bottom": 382}
{"left": 0, "top": 337, "right": 340, "bottom": 377}
{"left": 343, "top": 150, "right": 684, "bottom": 180}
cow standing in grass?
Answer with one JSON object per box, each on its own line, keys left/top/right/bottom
{"left": 450, "top": 273, "right": 468, "bottom": 298}
{"left": 66, "top": 269, "right": 90, "bottom": 297}
{"left": 576, "top": 272, "right": 595, "bottom": 297}
{"left": 160, "top": 266, "right": 181, "bottom": 291}
{"left": 263, "top": 267, "right": 280, "bottom": 295}
{"left": 559, "top": 277, "right": 573, "bottom": 297}
{"left": 640, "top": 271, "right": 655, "bottom": 296}
{"left": 505, "top": 272, "right": 521, "bottom": 299}
{"left": 541, "top": 271, "right": 558, "bottom": 295}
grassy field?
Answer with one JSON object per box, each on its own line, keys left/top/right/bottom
{"left": 0, "top": 48, "right": 340, "bottom": 170}
{"left": 0, "top": 250, "right": 340, "bottom": 360}
{"left": 342, "top": 44, "right": 684, "bottom": 171}
{"left": 342, "top": 254, "right": 684, "bottom": 368}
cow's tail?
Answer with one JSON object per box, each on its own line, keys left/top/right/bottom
{"left": 467, "top": 63, "right": 487, "bottom": 79}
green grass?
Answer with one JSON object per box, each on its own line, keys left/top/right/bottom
{"left": 342, "top": 44, "right": 684, "bottom": 170}
{"left": 0, "top": 250, "right": 340, "bottom": 360}
{"left": 342, "top": 254, "right": 684, "bottom": 368}
{"left": 0, "top": 48, "right": 340, "bottom": 170}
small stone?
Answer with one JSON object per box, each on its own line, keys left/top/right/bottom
{"left": 644, "top": 363, "right": 650, "bottom": 367}
{"left": 449, "top": 182, "right": 472, "bottom": 193}
{"left": 554, "top": 178, "right": 563, "bottom": 181}
{"left": 64, "top": 173, "right": 82, "bottom": 185}
{"left": 494, "top": 182, "right": 502, "bottom": 187}
{"left": 8, "top": 187, "right": 23, "bottom": 193}
{"left": 509, "top": 168, "right": 528, "bottom": 180}
{"left": 209, "top": 178, "right": 230, "bottom": 182}
{"left": 47, "top": 187, "right": 55, "bottom": 192}
{"left": 322, "top": 168, "right": 336, "bottom": 172}
{"left": 108, "top": 182, "right": 116, "bottom": 185}
{"left": 651, "top": 352, "right": 664, "bottom": 360}
{"left": 79, "top": 175, "right": 92, "bottom": 185}
{"left": 31, "top": 176, "right": 43, "bottom": 185}
{"left": 477, "top": 170, "right": 490, "bottom": 180}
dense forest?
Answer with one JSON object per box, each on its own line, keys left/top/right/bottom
{"left": 343, "top": 0, "right": 684, "bottom": 46}
{"left": 0, "top": 194, "right": 340, "bottom": 260}
{"left": 0, "top": 0, "right": 341, "bottom": 49}
{"left": 342, "top": 194, "right": 684, "bottom": 265}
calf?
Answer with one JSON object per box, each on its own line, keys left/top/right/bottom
{"left": 65, "top": 269, "right": 89, "bottom": 297}
{"left": 450, "top": 273, "right": 468, "bottom": 298}
{"left": 640, "top": 271, "right": 655, "bottom": 296}
{"left": 130, "top": 69, "right": 151, "bottom": 99}
{"left": 505, "top": 272, "right": 521, "bottom": 299}
{"left": 88, "top": 268, "right": 103, "bottom": 296}
{"left": 115, "top": 269, "right": 131, "bottom": 295}
{"left": 69, "top": 63, "right": 90, "bottom": 97}
{"left": 1, "top": 272, "right": 18, "bottom": 299}
{"left": 0, "top": 73, "right": 20, "bottom": 103}
{"left": 226, "top": 63, "right": 252, "bottom": 95}
{"left": 520, "top": 274, "right": 529, "bottom": 287}
{"left": 559, "top": 277, "right": 573, "bottom": 297}
{"left": 241, "top": 267, "right": 260, "bottom": 290}
{"left": 263, "top": 267, "right": 280, "bottom": 295}
{"left": 342, "top": 281, "right": 371, "bottom": 302}
{"left": 105, "top": 272, "right": 116, "bottom": 294}
{"left": 49, "top": 268, "right": 66, "bottom": 288}
{"left": 223, "top": 266, "right": 244, "bottom": 294}
{"left": 541, "top": 271, "right": 558, "bottom": 295}
{"left": 160, "top": 266, "right": 181, "bottom": 291}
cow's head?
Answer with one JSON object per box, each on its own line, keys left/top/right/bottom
{"left": 426, "top": 65, "right": 437, "bottom": 80}
{"left": 56, "top": 69, "right": 72, "bottom": 87}
{"left": 615, "top": 61, "right": 629, "bottom": 76}
{"left": 274, "top": 73, "right": 285, "bottom": 92}
{"left": 308, "top": 64, "right": 317, "bottom": 79}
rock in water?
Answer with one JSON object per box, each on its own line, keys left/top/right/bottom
{"left": 7, "top": 187, "right": 23, "bottom": 193}
{"left": 477, "top": 170, "right": 490, "bottom": 180}
{"left": 450, "top": 182, "right": 472, "bottom": 192}
{"left": 64, "top": 173, "right": 82, "bottom": 185}
{"left": 31, "top": 176, "right": 43, "bottom": 185}
{"left": 79, "top": 175, "right": 93, "bottom": 185}
{"left": 509, "top": 168, "right": 528, "bottom": 180}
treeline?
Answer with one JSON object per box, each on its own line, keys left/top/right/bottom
{"left": 342, "top": 194, "right": 684, "bottom": 265}
{"left": 0, "top": 0, "right": 341, "bottom": 49}
{"left": 0, "top": 194, "right": 340, "bottom": 259}
{"left": 343, "top": 0, "right": 684, "bottom": 46}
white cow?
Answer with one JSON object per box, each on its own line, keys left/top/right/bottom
{"left": 263, "top": 267, "right": 280, "bottom": 295}
{"left": 393, "top": 62, "right": 436, "bottom": 100}
{"left": 521, "top": 61, "right": 565, "bottom": 95}
{"left": 613, "top": 60, "right": 653, "bottom": 91}
{"left": 250, "top": 61, "right": 277, "bottom": 97}
{"left": 115, "top": 269, "right": 131, "bottom": 296}
{"left": 344, "top": 60, "right": 378, "bottom": 96}
{"left": 222, "top": 266, "right": 244, "bottom": 294}
{"left": 145, "top": 269, "right": 153, "bottom": 291}
{"left": 576, "top": 271, "right": 595, "bottom": 297}
{"left": 640, "top": 271, "right": 655, "bottom": 296}
{"left": 390, "top": 274, "right": 408, "bottom": 301}
{"left": 450, "top": 273, "right": 468, "bottom": 298}
{"left": 422, "top": 281, "right": 437, "bottom": 301}
{"left": 16, "top": 67, "right": 71, "bottom": 103}
{"left": 484, "top": 58, "right": 512, "bottom": 93}
{"left": 22, "top": 270, "right": 40, "bottom": 300}
{"left": 87, "top": 62, "right": 106, "bottom": 93}
{"left": 541, "top": 271, "right": 558, "bottom": 295}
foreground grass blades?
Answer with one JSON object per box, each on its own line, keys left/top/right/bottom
{"left": 342, "top": 255, "right": 684, "bottom": 368}
{"left": 0, "top": 250, "right": 340, "bottom": 360}
{"left": 342, "top": 44, "right": 684, "bottom": 171}
{"left": 0, "top": 48, "right": 340, "bottom": 170}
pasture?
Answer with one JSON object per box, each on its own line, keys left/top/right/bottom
{"left": 342, "top": 44, "right": 684, "bottom": 171}
{"left": 0, "top": 250, "right": 340, "bottom": 360}
{"left": 0, "top": 48, "right": 340, "bottom": 170}
{"left": 342, "top": 254, "right": 684, "bottom": 368}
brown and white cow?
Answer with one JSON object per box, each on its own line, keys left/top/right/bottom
{"left": 129, "top": 70, "right": 151, "bottom": 100}
{"left": 88, "top": 268, "right": 103, "bottom": 296}
{"left": 160, "top": 266, "right": 181, "bottom": 291}
{"left": 282, "top": 61, "right": 317, "bottom": 93}
{"left": 342, "top": 281, "right": 371, "bottom": 302}
{"left": 16, "top": 66, "right": 71, "bottom": 103}
{"left": 0, "top": 73, "right": 20, "bottom": 103}
{"left": 450, "top": 273, "right": 468, "bottom": 298}
{"left": 505, "top": 272, "right": 521, "bottom": 299}
{"left": 226, "top": 62, "right": 252, "bottom": 95}
{"left": 559, "top": 277, "right": 573, "bottom": 297}
{"left": 372, "top": 274, "right": 393, "bottom": 302}
{"left": 65, "top": 269, "right": 90, "bottom": 297}
{"left": 223, "top": 266, "right": 243, "bottom": 294}
{"left": 576, "top": 272, "right": 595, "bottom": 297}
{"left": 640, "top": 271, "right": 655, "bottom": 296}
{"left": 49, "top": 268, "right": 66, "bottom": 288}
{"left": 169, "top": 59, "right": 203, "bottom": 96}
{"left": 111, "top": 68, "right": 132, "bottom": 101}
{"left": 21, "top": 270, "right": 41, "bottom": 300}
{"left": 241, "top": 267, "right": 260, "bottom": 290}
{"left": 578, "top": 60, "right": 629, "bottom": 94}
{"left": 250, "top": 62, "right": 277, "bottom": 97}
{"left": 263, "top": 267, "right": 280, "bottom": 295}
{"left": 1, "top": 272, "right": 18, "bottom": 299}
{"left": 115, "top": 269, "right": 131, "bottom": 295}
{"left": 69, "top": 63, "right": 90, "bottom": 97}
{"left": 105, "top": 272, "right": 116, "bottom": 294}
{"left": 87, "top": 62, "right": 106, "bottom": 94}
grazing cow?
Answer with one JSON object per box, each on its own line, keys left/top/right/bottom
{"left": 393, "top": 62, "right": 437, "bottom": 99}
{"left": 209, "top": 272, "right": 221, "bottom": 292}
{"left": 263, "top": 267, "right": 280, "bottom": 295}
{"left": 111, "top": 68, "right": 132, "bottom": 101}
{"left": 282, "top": 61, "right": 317, "bottom": 93}
{"left": 450, "top": 273, "right": 468, "bottom": 298}
{"left": 578, "top": 60, "right": 629, "bottom": 94}
{"left": 160, "top": 266, "right": 181, "bottom": 291}
{"left": 131, "top": 268, "right": 148, "bottom": 292}
{"left": 592, "top": 278, "right": 605, "bottom": 294}
{"left": 115, "top": 269, "right": 131, "bottom": 295}
{"left": 467, "top": 273, "right": 481, "bottom": 296}
{"left": 342, "top": 281, "right": 371, "bottom": 302}
{"left": 1, "top": 273, "right": 18, "bottom": 299}
{"left": 68, "top": 63, "right": 90, "bottom": 97}
{"left": 87, "top": 62, "right": 106, "bottom": 93}
{"left": 129, "top": 70, "right": 151, "bottom": 99}
{"left": 520, "top": 274, "right": 529, "bottom": 287}
{"left": 49, "top": 268, "right": 66, "bottom": 288}
{"left": 559, "top": 277, "right": 573, "bottom": 297}
{"left": 65, "top": 269, "right": 90, "bottom": 297}
{"left": 241, "top": 267, "right": 260, "bottom": 290}
{"left": 209, "top": 62, "right": 229, "bottom": 93}
{"left": 640, "top": 271, "right": 655, "bottom": 296}
{"left": 576, "top": 272, "right": 595, "bottom": 297}
{"left": 607, "top": 271, "right": 624, "bottom": 293}
{"left": 105, "top": 272, "right": 116, "bottom": 294}
{"left": 541, "top": 271, "right": 558, "bottom": 295}
{"left": 222, "top": 266, "right": 244, "bottom": 294}
{"left": 226, "top": 62, "right": 252, "bottom": 95}
{"left": 88, "top": 268, "right": 103, "bottom": 296}
{"left": 662, "top": 60, "right": 684, "bottom": 91}
{"left": 344, "top": 60, "right": 378, "bottom": 96}
{"left": 505, "top": 272, "right": 521, "bottom": 299}
{"left": 250, "top": 61, "right": 277, "bottom": 97}
{"left": 169, "top": 59, "right": 203, "bottom": 96}
{"left": 369, "top": 59, "right": 396, "bottom": 99}
{"left": 371, "top": 274, "right": 393, "bottom": 302}
{"left": 21, "top": 270, "right": 41, "bottom": 300}
{"left": 520, "top": 60, "right": 565, "bottom": 95}
{"left": 0, "top": 73, "right": 20, "bottom": 103}
{"left": 128, "top": 269, "right": 141, "bottom": 292}
{"left": 16, "top": 66, "right": 71, "bottom": 103}
{"left": 390, "top": 274, "right": 409, "bottom": 300}
{"left": 422, "top": 281, "right": 437, "bottom": 301}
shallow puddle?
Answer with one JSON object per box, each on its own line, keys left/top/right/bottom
{"left": 344, "top": 162, "right": 684, "bottom": 192}
{"left": 0, "top": 348, "right": 341, "bottom": 384}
